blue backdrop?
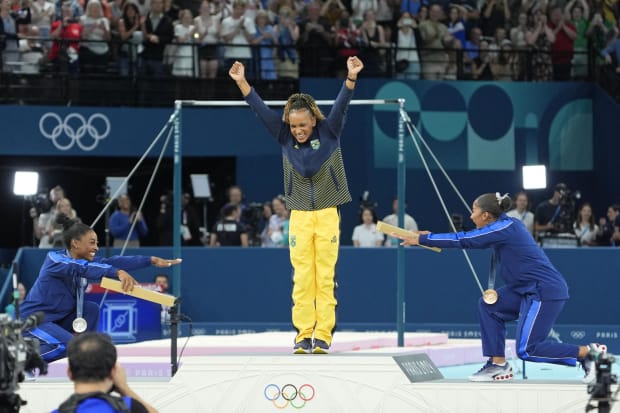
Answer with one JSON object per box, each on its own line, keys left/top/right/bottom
{"left": 14, "top": 247, "right": 620, "bottom": 351}
{"left": 3, "top": 79, "right": 619, "bottom": 242}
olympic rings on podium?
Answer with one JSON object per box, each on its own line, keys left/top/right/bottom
{"left": 264, "top": 383, "right": 316, "bottom": 409}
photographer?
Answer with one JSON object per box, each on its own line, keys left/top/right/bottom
{"left": 534, "top": 182, "right": 576, "bottom": 237}
{"left": 29, "top": 186, "right": 69, "bottom": 248}
{"left": 53, "top": 332, "right": 158, "bottom": 413}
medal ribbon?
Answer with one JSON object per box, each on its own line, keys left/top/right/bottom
{"left": 76, "top": 276, "right": 87, "bottom": 319}
{"left": 488, "top": 251, "right": 497, "bottom": 291}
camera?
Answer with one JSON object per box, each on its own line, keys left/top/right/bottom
{"left": 27, "top": 192, "right": 51, "bottom": 216}
{"left": 359, "top": 191, "right": 378, "bottom": 212}
{"left": 241, "top": 202, "right": 265, "bottom": 247}
{"left": 552, "top": 183, "right": 581, "bottom": 234}
{"left": 586, "top": 352, "right": 617, "bottom": 412}
{"left": 0, "top": 312, "right": 48, "bottom": 412}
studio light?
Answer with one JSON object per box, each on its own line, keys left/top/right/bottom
{"left": 522, "top": 165, "right": 546, "bottom": 190}
{"left": 13, "top": 171, "right": 39, "bottom": 196}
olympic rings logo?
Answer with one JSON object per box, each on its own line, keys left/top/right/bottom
{"left": 39, "top": 112, "right": 111, "bottom": 151}
{"left": 264, "top": 383, "right": 315, "bottom": 409}
{"left": 570, "top": 330, "right": 586, "bottom": 340}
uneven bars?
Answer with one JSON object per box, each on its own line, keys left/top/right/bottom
{"left": 176, "top": 99, "right": 401, "bottom": 107}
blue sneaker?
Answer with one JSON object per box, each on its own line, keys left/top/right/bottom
{"left": 468, "top": 359, "right": 513, "bottom": 382}
{"left": 312, "top": 339, "right": 330, "bottom": 354}
{"left": 581, "top": 343, "right": 607, "bottom": 384}
{"left": 293, "top": 338, "right": 312, "bottom": 354}
{"left": 23, "top": 369, "right": 37, "bottom": 382}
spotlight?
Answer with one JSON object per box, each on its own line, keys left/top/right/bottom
{"left": 522, "top": 165, "right": 546, "bottom": 190}
{"left": 13, "top": 171, "right": 39, "bottom": 196}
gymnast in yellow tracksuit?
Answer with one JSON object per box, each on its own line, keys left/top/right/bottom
{"left": 229, "top": 56, "right": 364, "bottom": 354}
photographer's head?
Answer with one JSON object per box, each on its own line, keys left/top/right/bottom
{"left": 58, "top": 215, "right": 98, "bottom": 261}
{"left": 67, "top": 333, "right": 116, "bottom": 384}
{"left": 553, "top": 182, "right": 568, "bottom": 201}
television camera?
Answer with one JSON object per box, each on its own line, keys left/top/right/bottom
{"left": 586, "top": 350, "right": 618, "bottom": 413}
{"left": 0, "top": 312, "right": 47, "bottom": 413}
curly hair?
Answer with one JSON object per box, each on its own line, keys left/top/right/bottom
{"left": 282, "top": 93, "right": 325, "bottom": 123}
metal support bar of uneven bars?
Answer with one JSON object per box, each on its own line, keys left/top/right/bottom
{"left": 172, "top": 97, "right": 408, "bottom": 347}
{"left": 175, "top": 99, "right": 401, "bottom": 106}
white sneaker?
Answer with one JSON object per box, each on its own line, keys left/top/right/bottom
{"left": 580, "top": 343, "right": 608, "bottom": 384}
{"left": 468, "top": 360, "right": 514, "bottom": 382}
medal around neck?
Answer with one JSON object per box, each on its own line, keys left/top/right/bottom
{"left": 482, "top": 289, "right": 498, "bottom": 305}
{"left": 72, "top": 317, "right": 87, "bottom": 333}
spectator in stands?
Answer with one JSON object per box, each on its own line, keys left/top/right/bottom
{"left": 220, "top": 0, "right": 255, "bottom": 78}
{"left": 141, "top": 0, "right": 174, "bottom": 76}
{"left": 31, "top": 185, "right": 66, "bottom": 247}
{"left": 54, "top": 0, "right": 83, "bottom": 20}
{"left": 210, "top": 203, "right": 249, "bottom": 246}
{"left": 382, "top": 197, "right": 418, "bottom": 246}
{"left": 321, "top": 0, "right": 347, "bottom": 28}
{"left": 447, "top": 5, "right": 466, "bottom": 48}
{"left": 492, "top": 40, "right": 515, "bottom": 80}
{"left": 117, "top": 2, "right": 142, "bottom": 76}
{"left": 587, "top": 12, "right": 614, "bottom": 65}
{"left": 264, "top": 195, "right": 289, "bottom": 247}
{"left": 400, "top": 0, "right": 421, "bottom": 18}
{"left": 479, "top": 0, "right": 510, "bottom": 38}
{"left": 31, "top": 0, "right": 55, "bottom": 42}
{"left": 565, "top": 0, "right": 589, "bottom": 79}
{"left": 18, "top": 25, "right": 46, "bottom": 74}
{"left": 418, "top": 4, "right": 450, "bottom": 80}
{"left": 226, "top": 185, "right": 247, "bottom": 221}
{"left": 352, "top": 207, "right": 383, "bottom": 247}
{"left": 510, "top": 11, "right": 529, "bottom": 80}
{"left": 526, "top": 8, "right": 554, "bottom": 81}
{"left": 0, "top": 0, "right": 31, "bottom": 73}
{"left": 79, "top": 0, "right": 111, "bottom": 74}
{"left": 596, "top": 204, "right": 620, "bottom": 246}
{"left": 274, "top": 5, "right": 299, "bottom": 79}
{"left": 46, "top": 198, "right": 80, "bottom": 248}
{"left": 109, "top": 194, "right": 148, "bottom": 248}
{"left": 251, "top": 9, "right": 277, "bottom": 79}
{"left": 506, "top": 191, "right": 534, "bottom": 234}
{"left": 194, "top": 0, "right": 220, "bottom": 79}
{"left": 395, "top": 11, "right": 420, "bottom": 79}
{"left": 298, "top": 1, "right": 334, "bottom": 77}
{"left": 472, "top": 39, "right": 495, "bottom": 79}
{"left": 351, "top": 0, "right": 377, "bottom": 26}
{"left": 601, "top": 32, "right": 620, "bottom": 89}
{"left": 153, "top": 274, "right": 170, "bottom": 322}
{"left": 463, "top": 26, "right": 482, "bottom": 76}
{"left": 49, "top": 2, "right": 82, "bottom": 73}
{"left": 52, "top": 333, "right": 158, "bottom": 413}
{"left": 259, "top": 200, "right": 274, "bottom": 246}
{"left": 573, "top": 202, "right": 598, "bottom": 246}
{"left": 163, "top": 0, "right": 180, "bottom": 21}
{"left": 333, "top": 12, "right": 361, "bottom": 78}
{"left": 181, "top": 192, "right": 202, "bottom": 245}
{"left": 548, "top": 6, "right": 576, "bottom": 81}
{"left": 172, "top": 9, "right": 197, "bottom": 77}
{"left": 359, "top": 9, "right": 387, "bottom": 76}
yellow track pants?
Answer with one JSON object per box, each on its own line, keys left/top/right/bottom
{"left": 289, "top": 207, "right": 339, "bottom": 345}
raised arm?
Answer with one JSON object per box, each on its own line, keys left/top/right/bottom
{"left": 229, "top": 60, "right": 251, "bottom": 96}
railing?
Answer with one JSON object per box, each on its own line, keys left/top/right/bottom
{"left": 0, "top": 38, "right": 614, "bottom": 106}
